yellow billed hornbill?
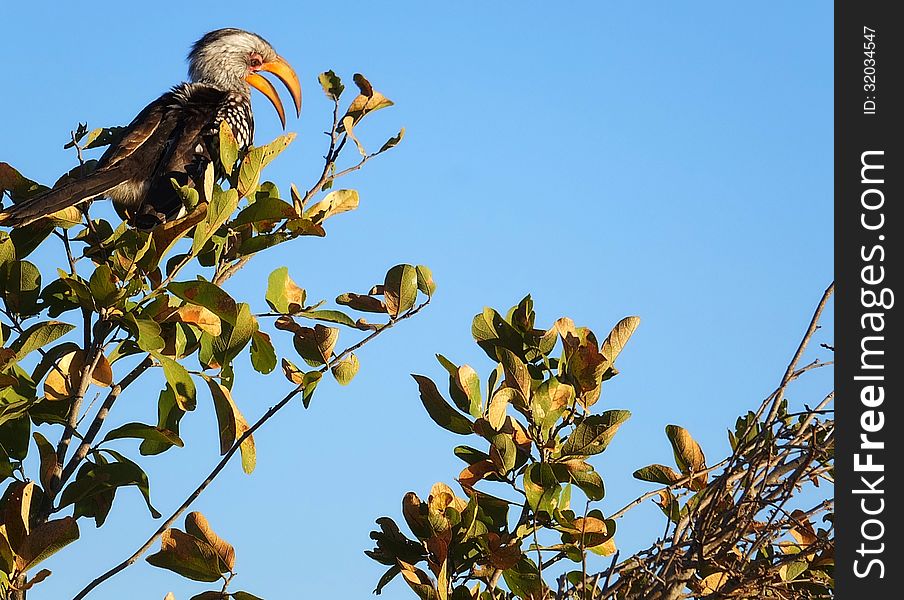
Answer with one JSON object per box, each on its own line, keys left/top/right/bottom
{"left": 0, "top": 28, "right": 301, "bottom": 229}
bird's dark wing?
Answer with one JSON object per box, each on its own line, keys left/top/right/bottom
{"left": 0, "top": 85, "right": 229, "bottom": 229}
{"left": 128, "top": 85, "right": 229, "bottom": 229}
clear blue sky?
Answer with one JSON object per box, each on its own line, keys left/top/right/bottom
{"left": 1, "top": 2, "right": 832, "bottom": 598}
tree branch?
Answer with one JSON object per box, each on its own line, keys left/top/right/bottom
{"left": 57, "top": 355, "right": 154, "bottom": 492}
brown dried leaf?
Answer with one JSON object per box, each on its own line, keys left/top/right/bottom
{"left": 458, "top": 460, "right": 497, "bottom": 490}
{"left": 600, "top": 316, "right": 640, "bottom": 363}
{"left": 185, "top": 512, "right": 235, "bottom": 571}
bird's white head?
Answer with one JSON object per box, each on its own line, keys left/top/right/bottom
{"left": 188, "top": 28, "right": 302, "bottom": 128}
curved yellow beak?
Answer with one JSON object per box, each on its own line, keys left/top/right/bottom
{"left": 245, "top": 56, "right": 302, "bottom": 129}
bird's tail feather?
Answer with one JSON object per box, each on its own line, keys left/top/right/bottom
{"left": 0, "top": 169, "right": 129, "bottom": 227}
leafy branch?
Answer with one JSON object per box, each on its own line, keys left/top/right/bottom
{"left": 365, "top": 285, "right": 834, "bottom": 600}
{"left": 72, "top": 296, "right": 431, "bottom": 600}
{"left": 0, "top": 70, "right": 418, "bottom": 600}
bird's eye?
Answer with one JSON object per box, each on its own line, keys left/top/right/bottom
{"left": 249, "top": 54, "right": 263, "bottom": 68}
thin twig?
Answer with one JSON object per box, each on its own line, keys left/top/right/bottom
{"left": 765, "top": 282, "right": 834, "bottom": 423}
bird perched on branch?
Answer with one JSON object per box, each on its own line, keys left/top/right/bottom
{"left": 0, "top": 28, "right": 301, "bottom": 230}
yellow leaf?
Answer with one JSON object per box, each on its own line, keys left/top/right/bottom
{"left": 303, "top": 189, "right": 359, "bottom": 224}
{"left": 788, "top": 509, "right": 818, "bottom": 546}
{"left": 43, "top": 350, "right": 113, "bottom": 401}
{"left": 281, "top": 358, "right": 305, "bottom": 385}
{"left": 589, "top": 537, "right": 617, "bottom": 557}
{"left": 699, "top": 572, "right": 729, "bottom": 595}
{"left": 429, "top": 482, "right": 467, "bottom": 514}
{"left": 174, "top": 305, "right": 222, "bottom": 336}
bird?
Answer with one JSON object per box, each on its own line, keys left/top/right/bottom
{"left": 0, "top": 28, "right": 301, "bottom": 230}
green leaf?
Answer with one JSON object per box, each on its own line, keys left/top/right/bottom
{"left": 0, "top": 260, "right": 41, "bottom": 314}
{"left": 285, "top": 218, "right": 326, "bottom": 237}
{"left": 384, "top": 264, "right": 418, "bottom": 318}
{"left": 318, "top": 70, "right": 344, "bottom": 100}
{"left": 10, "top": 223, "right": 54, "bottom": 260}
{"left": 155, "top": 354, "right": 197, "bottom": 411}
{"left": 211, "top": 303, "right": 256, "bottom": 366}
{"left": 497, "top": 348, "right": 531, "bottom": 401}
{"left": 232, "top": 197, "right": 296, "bottom": 228}
{"left": 379, "top": 128, "right": 406, "bottom": 153}
{"left": 490, "top": 433, "right": 516, "bottom": 474}
{"left": 189, "top": 592, "right": 228, "bottom": 600}
{"left": 471, "top": 307, "right": 522, "bottom": 360}
{"left": 300, "top": 370, "right": 322, "bottom": 408}
{"left": 453, "top": 365, "right": 482, "bottom": 419}
{"left": 294, "top": 309, "right": 356, "bottom": 327}
{"left": 218, "top": 121, "right": 239, "bottom": 175}
{"left": 502, "top": 558, "right": 545, "bottom": 600}
{"left": 82, "top": 126, "right": 126, "bottom": 150}
{"left": 102, "top": 423, "right": 184, "bottom": 449}
{"left": 0, "top": 415, "right": 30, "bottom": 460}
{"left": 453, "top": 445, "right": 490, "bottom": 466}
{"left": 265, "top": 267, "right": 306, "bottom": 314}
{"left": 633, "top": 464, "right": 683, "bottom": 485}
{"left": 412, "top": 375, "right": 473, "bottom": 435}
{"left": 555, "top": 461, "right": 605, "bottom": 501}
{"left": 331, "top": 353, "right": 360, "bottom": 385}
{"left": 88, "top": 264, "right": 120, "bottom": 307}
{"left": 250, "top": 330, "right": 277, "bottom": 375}
{"left": 415, "top": 264, "right": 435, "bottom": 297}
{"left": 0, "top": 232, "right": 16, "bottom": 267}
{"left": 9, "top": 321, "right": 75, "bottom": 361}
{"left": 237, "top": 232, "right": 294, "bottom": 256}
{"left": 140, "top": 386, "right": 185, "bottom": 456}
{"left": 232, "top": 593, "right": 265, "bottom": 600}
{"left": 193, "top": 188, "right": 239, "bottom": 254}
{"left": 523, "top": 463, "right": 560, "bottom": 514}
{"left": 783, "top": 559, "right": 810, "bottom": 582}
{"left": 236, "top": 135, "right": 296, "bottom": 198}
{"left": 127, "top": 314, "right": 165, "bottom": 353}
{"left": 560, "top": 410, "right": 631, "bottom": 458}
{"left": 60, "top": 449, "right": 161, "bottom": 518}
